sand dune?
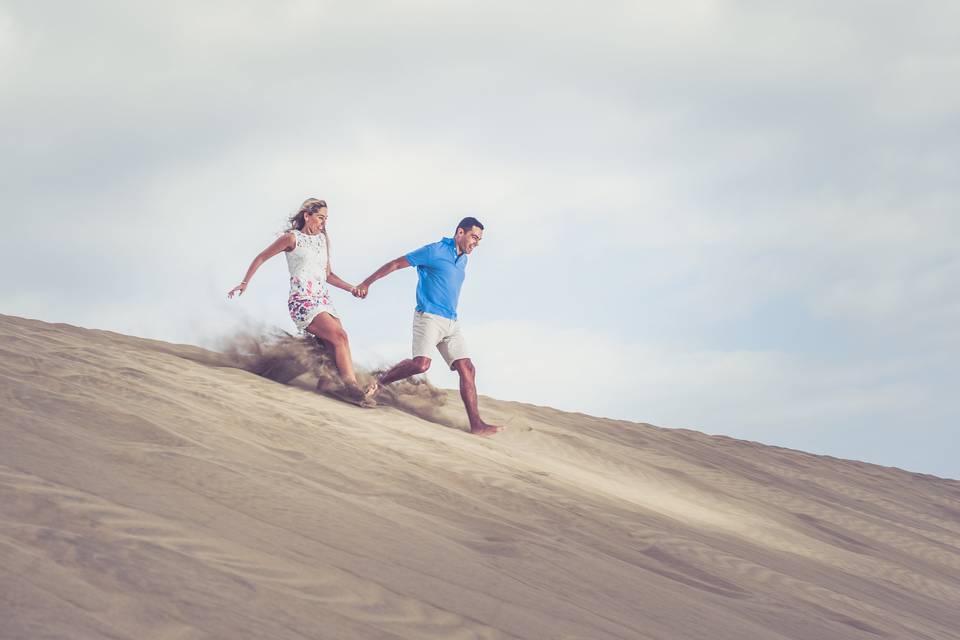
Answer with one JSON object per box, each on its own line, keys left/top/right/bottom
{"left": 1, "top": 314, "right": 959, "bottom": 640}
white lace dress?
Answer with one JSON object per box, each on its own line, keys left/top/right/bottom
{"left": 285, "top": 230, "right": 338, "bottom": 332}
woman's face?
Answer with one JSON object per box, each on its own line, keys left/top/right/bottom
{"left": 303, "top": 206, "right": 328, "bottom": 234}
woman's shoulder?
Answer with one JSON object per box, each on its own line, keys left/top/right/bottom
{"left": 282, "top": 229, "right": 299, "bottom": 250}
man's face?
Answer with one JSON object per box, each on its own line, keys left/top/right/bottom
{"left": 457, "top": 226, "right": 483, "bottom": 254}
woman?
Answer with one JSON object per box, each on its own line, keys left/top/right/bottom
{"left": 228, "top": 198, "right": 364, "bottom": 400}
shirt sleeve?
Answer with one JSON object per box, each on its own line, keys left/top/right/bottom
{"left": 405, "top": 242, "right": 437, "bottom": 267}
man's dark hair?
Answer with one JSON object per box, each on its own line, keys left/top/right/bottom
{"left": 457, "top": 217, "right": 484, "bottom": 233}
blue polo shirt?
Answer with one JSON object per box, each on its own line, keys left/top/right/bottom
{"left": 405, "top": 237, "right": 467, "bottom": 320}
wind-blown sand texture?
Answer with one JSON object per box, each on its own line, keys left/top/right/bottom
{"left": 2, "top": 314, "right": 959, "bottom": 640}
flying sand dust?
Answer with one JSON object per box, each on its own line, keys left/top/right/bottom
{"left": 219, "top": 329, "right": 457, "bottom": 428}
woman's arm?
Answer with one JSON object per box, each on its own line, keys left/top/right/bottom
{"left": 323, "top": 232, "right": 357, "bottom": 293}
{"left": 227, "top": 233, "right": 296, "bottom": 298}
{"left": 326, "top": 272, "right": 356, "bottom": 293}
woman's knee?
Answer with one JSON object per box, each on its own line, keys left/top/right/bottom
{"left": 333, "top": 328, "right": 349, "bottom": 346}
{"left": 308, "top": 322, "right": 348, "bottom": 348}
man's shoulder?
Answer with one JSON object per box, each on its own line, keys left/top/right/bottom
{"left": 423, "top": 239, "right": 452, "bottom": 254}
{"left": 406, "top": 238, "right": 446, "bottom": 266}
{"left": 418, "top": 238, "right": 447, "bottom": 250}
{"left": 431, "top": 237, "right": 454, "bottom": 251}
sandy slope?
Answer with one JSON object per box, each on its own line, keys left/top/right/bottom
{"left": 1, "top": 314, "right": 959, "bottom": 640}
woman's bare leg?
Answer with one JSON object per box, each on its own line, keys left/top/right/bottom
{"left": 306, "top": 312, "right": 359, "bottom": 389}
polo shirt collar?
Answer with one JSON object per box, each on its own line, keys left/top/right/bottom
{"left": 442, "top": 236, "right": 466, "bottom": 261}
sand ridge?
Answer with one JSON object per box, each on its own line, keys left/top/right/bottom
{"left": 1, "top": 314, "right": 959, "bottom": 639}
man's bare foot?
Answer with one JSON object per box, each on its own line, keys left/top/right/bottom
{"left": 469, "top": 422, "right": 503, "bottom": 437}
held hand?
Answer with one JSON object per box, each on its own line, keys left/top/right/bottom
{"left": 353, "top": 282, "right": 370, "bottom": 299}
{"left": 227, "top": 282, "right": 247, "bottom": 299}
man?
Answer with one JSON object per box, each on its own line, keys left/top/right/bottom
{"left": 354, "top": 217, "right": 502, "bottom": 437}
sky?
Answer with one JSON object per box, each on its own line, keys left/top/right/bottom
{"left": 2, "top": 1, "right": 957, "bottom": 478}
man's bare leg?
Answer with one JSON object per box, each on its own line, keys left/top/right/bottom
{"left": 364, "top": 356, "right": 432, "bottom": 401}
{"left": 453, "top": 358, "right": 502, "bottom": 437}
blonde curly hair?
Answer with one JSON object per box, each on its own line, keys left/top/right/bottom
{"left": 288, "top": 198, "right": 327, "bottom": 232}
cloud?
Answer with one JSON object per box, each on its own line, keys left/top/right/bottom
{"left": 1, "top": 0, "right": 958, "bottom": 476}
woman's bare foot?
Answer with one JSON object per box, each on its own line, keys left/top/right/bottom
{"left": 315, "top": 378, "right": 337, "bottom": 394}
{"left": 317, "top": 379, "right": 375, "bottom": 408}
{"left": 362, "top": 380, "right": 380, "bottom": 405}
{"left": 469, "top": 421, "right": 503, "bottom": 437}
{"left": 342, "top": 383, "right": 375, "bottom": 407}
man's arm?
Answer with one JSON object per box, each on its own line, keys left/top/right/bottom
{"left": 354, "top": 256, "right": 411, "bottom": 298}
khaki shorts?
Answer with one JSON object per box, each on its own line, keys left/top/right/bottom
{"left": 412, "top": 311, "right": 469, "bottom": 369}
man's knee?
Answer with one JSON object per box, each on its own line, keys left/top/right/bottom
{"left": 412, "top": 356, "right": 432, "bottom": 374}
{"left": 453, "top": 358, "right": 475, "bottom": 377}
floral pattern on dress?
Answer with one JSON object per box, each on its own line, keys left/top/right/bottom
{"left": 285, "top": 230, "right": 338, "bottom": 332}
{"left": 288, "top": 275, "right": 336, "bottom": 331}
